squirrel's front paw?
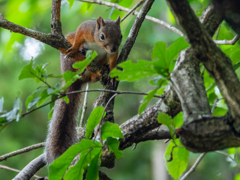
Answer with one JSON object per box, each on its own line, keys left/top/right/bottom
{"left": 65, "top": 47, "right": 77, "bottom": 58}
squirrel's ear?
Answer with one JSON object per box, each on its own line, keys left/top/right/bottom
{"left": 115, "top": 16, "right": 121, "bottom": 25}
{"left": 96, "top": 17, "right": 105, "bottom": 29}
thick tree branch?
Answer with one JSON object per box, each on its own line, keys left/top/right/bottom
{"left": 0, "top": 14, "right": 70, "bottom": 53}
{"left": 12, "top": 154, "right": 45, "bottom": 180}
{"left": 167, "top": 0, "right": 240, "bottom": 130}
{"left": 171, "top": 3, "right": 220, "bottom": 122}
{"left": 164, "top": 1, "right": 240, "bottom": 152}
{"left": 51, "top": 0, "right": 63, "bottom": 35}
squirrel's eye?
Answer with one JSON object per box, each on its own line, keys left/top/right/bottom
{"left": 100, "top": 34, "right": 105, "bottom": 40}
{"left": 120, "top": 35, "right": 122, "bottom": 39}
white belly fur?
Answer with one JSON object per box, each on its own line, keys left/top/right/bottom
{"left": 83, "top": 42, "right": 107, "bottom": 61}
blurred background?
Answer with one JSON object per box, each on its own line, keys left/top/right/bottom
{"left": 0, "top": 0, "right": 239, "bottom": 179}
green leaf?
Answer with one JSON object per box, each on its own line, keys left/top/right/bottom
{"left": 157, "top": 112, "right": 174, "bottom": 136}
{"left": 139, "top": 87, "right": 159, "bottom": 115}
{"left": 61, "top": 96, "right": 69, "bottom": 104}
{"left": 105, "top": 137, "right": 123, "bottom": 159}
{"left": 1, "top": 98, "right": 22, "bottom": 122}
{"left": 166, "top": 37, "right": 190, "bottom": 63}
{"left": 110, "top": 60, "right": 157, "bottom": 81}
{"left": 173, "top": 112, "right": 183, "bottom": 128}
{"left": 234, "top": 62, "right": 240, "bottom": 71}
{"left": 64, "top": 150, "right": 86, "bottom": 180}
{"left": 165, "top": 139, "right": 189, "bottom": 180}
{"left": 62, "top": 71, "right": 79, "bottom": 87}
{"left": 25, "top": 89, "right": 38, "bottom": 111}
{"left": 85, "top": 106, "right": 105, "bottom": 139}
{"left": 68, "top": 0, "right": 74, "bottom": 8}
{"left": 151, "top": 42, "right": 167, "bottom": 66}
{"left": 212, "top": 107, "right": 228, "bottom": 116}
{"left": 208, "top": 92, "right": 218, "bottom": 105}
{"left": 48, "top": 107, "right": 54, "bottom": 120}
{"left": 230, "top": 49, "right": 240, "bottom": 64}
{"left": 151, "top": 42, "right": 169, "bottom": 77}
{"left": 50, "top": 94, "right": 58, "bottom": 110}
{"left": 64, "top": 142, "right": 102, "bottom": 180}
{"left": 37, "top": 89, "right": 50, "bottom": 107}
{"left": 72, "top": 50, "right": 98, "bottom": 71}
{"left": 86, "top": 152, "right": 101, "bottom": 180}
{"left": 101, "top": 122, "right": 124, "bottom": 140}
{"left": 235, "top": 173, "right": 240, "bottom": 180}
{"left": 18, "top": 60, "right": 36, "bottom": 80}
{"left": 27, "top": 97, "right": 41, "bottom": 110}
{"left": 49, "top": 139, "right": 101, "bottom": 180}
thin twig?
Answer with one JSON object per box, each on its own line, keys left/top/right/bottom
{"left": 20, "top": 89, "right": 161, "bottom": 121}
{"left": 80, "top": 83, "right": 89, "bottom": 127}
{"left": 120, "top": 0, "right": 145, "bottom": 22}
{"left": 211, "top": 97, "right": 219, "bottom": 114}
{"left": 77, "top": 0, "right": 183, "bottom": 36}
{"left": 0, "top": 165, "right": 41, "bottom": 179}
{"left": 67, "top": 89, "right": 163, "bottom": 98}
{"left": 180, "top": 153, "right": 206, "bottom": 180}
{"left": 215, "top": 22, "right": 221, "bottom": 40}
{"left": 31, "top": 72, "right": 51, "bottom": 88}
{"left": 215, "top": 151, "right": 240, "bottom": 169}
{"left": 94, "top": 93, "right": 118, "bottom": 142}
{"left": 0, "top": 142, "right": 45, "bottom": 162}
{"left": 21, "top": 96, "right": 60, "bottom": 118}
{"left": 214, "top": 34, "right": 240, "bottom": 45}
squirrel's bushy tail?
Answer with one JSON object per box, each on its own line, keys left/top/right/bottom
{"left": 44, "top": 53, "right": 83, "bottom": 164}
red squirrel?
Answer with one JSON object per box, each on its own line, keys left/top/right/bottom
{"left": 45, "top": 16, "right": 122, "bottom": 164}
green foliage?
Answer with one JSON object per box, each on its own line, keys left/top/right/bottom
{"left": 101, "top": 121, "right": 124, "bottom": 140}
{"left": 49, "top": 120, "right": 124, "bottom": 179}
{"left": 139, "top": 87, "right": 159, "bottom": 115}
{"left": 85, "top": 152, "right": 101, "bottom": 180}
{"left": 110, "top": 60, "right": 158, "bottom": 81}
{"left": 105, "top": 137, "right": 124, "bottom": 159}
{"left": 165, "top": 139, "right": 189, "bottom": 180}
{"left": 111, "top": 38, "right": 189, "bottom": 115}
{"left": 158, "top": 112, "right": 175, "bottom": 136}
{"left": 157, "top": 112, "right": 183, "bottom": 137}
{"left": 49, "top": 139, "right": 102, "bottom": 180}
{"left": 0, "top": 97, "right": 22, "bottom": 129}
{"left": 85, "top": 106, "right": 105, "bottom": 139}
{"left": 1, "top": 0, "right": 239, "bottom": 179}
{"left": 67, "top": 0, "right": 74, "bottom": 8}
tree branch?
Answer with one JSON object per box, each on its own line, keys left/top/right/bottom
{"left": 0, "top": 14, "right": 70, "bottom": 53}
{"left": 214, "top": 34, "right": 240, "bottom": 45}
{"left": 167, "top": 0, "right": 240, "bottom": 128}
{"left": 120, "top": 0, "right": 145, "bottom": 23}
{"left": 215, "top": 150, "right": 240, "bottom": 169}
{"left": 0, "top": 165, "right": 41, "bottom": 179}
{"left": 77, "top": 0, "right": 183, "bottom": 36}
{"left": 0, "top": 143, "right": 44, "bottom": 162}
{"left": 180, "top": 153, "right": 206, "bottom": 180}
{"left": 51, "top": 0, "right": 63, "bottom": 35}
{"left": 12, "top": 154, "right": 45, "bottom": 180}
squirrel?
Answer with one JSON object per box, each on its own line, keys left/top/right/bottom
{"left": 44, "top": 16, "right": 122, "bottom": 164}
